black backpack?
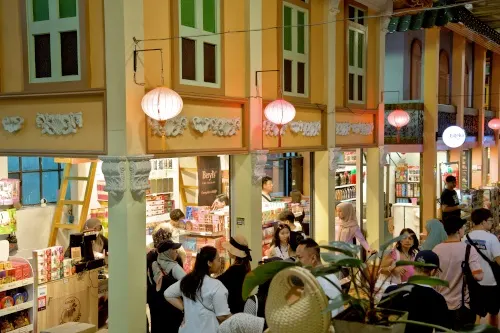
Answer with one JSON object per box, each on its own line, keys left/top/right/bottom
{"left": 461, "top": 244, "right": 485, "bottom": 317}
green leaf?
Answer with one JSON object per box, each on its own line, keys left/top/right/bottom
{"left": 379, "top": 234, "right": 408, "bottom": 253}
{"left": 322, "top": 294, "right": 352, "bottom": 313}
{"left": 407, "top": 275, "right": 449, "bottom": 288}
{"left": 395, "top": 260, "right": 438, "bottom": 269}
{"left": 321, "top": 253, "right": 363, "bottom": 267}
{"left": 328, "top": 241, "right": 361, "bottom": 254}
{"left": 320, "top": 244, "right": 358, "bottom": 257}
{"left": 242, "top": 261, "right": 297, "bottom": 300}
{"left": 310, "top": 264, "right": 343, "bottom": 277}
{"left": 458, "top": 324, "right": 500, "bottom": 333}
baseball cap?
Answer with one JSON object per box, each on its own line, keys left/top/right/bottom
{"left": 157, "top": 240, "right": 182, "bottom": 253}
{"left": 443, "top": 216, "right": 467, "bottom": 235}
{"left": 414, "top": 250, "right": 440, "bottom": 270}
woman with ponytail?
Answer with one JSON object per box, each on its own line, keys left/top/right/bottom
{"left": 218, "top": 235, "right": 252, "bottom": 313}
{"left": 165, "top": 246, "right": 231, "bottom": 333}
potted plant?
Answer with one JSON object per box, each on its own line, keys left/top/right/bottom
{"left": 242, "top": 235, "right": 498, "bottom": 333}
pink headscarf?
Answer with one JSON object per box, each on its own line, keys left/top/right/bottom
{"left": 335, "top": 202, "right": 370, "bottom": 250}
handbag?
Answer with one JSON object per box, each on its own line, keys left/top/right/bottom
{"left": 466, "top": 234, "right": 500, "bottom": 285}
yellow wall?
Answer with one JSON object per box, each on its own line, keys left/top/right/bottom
{"left": 335, "top": 0, "right": 345, "bottom": 108}
{"left": 0, "top": 0, "right": 106, "bottom": 92}
{"left": 262, "top": 0, "right": 279, "bottom": 101}
{"left": 263, "top": 106, "right": 324, "bottom": 149}
{"left": 0, "top": 94, "right": 106, "bottom": 154}
{"left": 335, "top": 111, "right": 375, "bottom": 146}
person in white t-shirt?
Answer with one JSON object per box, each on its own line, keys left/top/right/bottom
{"left": 464, "top": 208, "right": 500, "bottom": 327}
{"left": 164, "top": 246, "right": 231, "bottom": 333}
{"left": 295, "top": 238, "right": 342, "bottom": 318}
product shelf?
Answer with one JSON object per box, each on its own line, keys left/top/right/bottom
{"left": 0, "top": 301, "right": 33, "bottom": 317}
{"left": 335, "top": 184, "right": 356, "bottom": 189}
{"left": 0, "top": 278, "right": 33, "bottom": 293}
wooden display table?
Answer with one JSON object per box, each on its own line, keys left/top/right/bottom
{"left": 36, "top": 270, "right": 99, "bottom": 333}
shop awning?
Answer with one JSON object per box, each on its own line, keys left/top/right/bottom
{"left": 387, "top": 1, "right": 500, "bottom": 46}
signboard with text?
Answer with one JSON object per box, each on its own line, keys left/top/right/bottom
{"left": 197, "top": 156, "right": 221, "bottom": 206}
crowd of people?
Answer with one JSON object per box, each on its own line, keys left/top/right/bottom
{"left": 144, "top": 175, "right": 499, "bottom": 333}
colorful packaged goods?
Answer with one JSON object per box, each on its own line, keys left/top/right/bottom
{"left": 34, "top": 246, "right": 72, "bottom": 284}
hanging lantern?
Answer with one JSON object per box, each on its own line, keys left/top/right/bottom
{"left": 141, "top": 87, "right": 183, "bottom": 122}
{"left": 264, "top": 99, "right": 296, "bottom": 147}
{"left": 387, "top": 109, "right": 410, "bottom": 143}
{"left": 488, "top": 118, "right": 500, "bottom": 130}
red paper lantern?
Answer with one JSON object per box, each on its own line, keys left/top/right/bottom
{"left": 387, "top": 109, "right": 410, "bottom": 129}
{"left": 488, "top": 118, "right": 500, "bottom": 130}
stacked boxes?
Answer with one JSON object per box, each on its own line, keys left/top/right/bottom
{"left": 0, "top": 261, "right": 30, "bottom": 285}
{"left": 34, "top": 246, "right": 73, "bottom": 284}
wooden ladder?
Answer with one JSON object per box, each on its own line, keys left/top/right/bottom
{"left": 48, "top": 158, "right": 98, "bottom": 247}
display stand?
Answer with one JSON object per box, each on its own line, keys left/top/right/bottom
{"left": 0, "top": 255, "right": 34, "bottom": 333}
{"left": 394, "top": 164, "right": 420, "bottom": 204}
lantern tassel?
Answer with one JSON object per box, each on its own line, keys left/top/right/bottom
{"left": 277, "top": 124, "right": 283, "bottom": 148}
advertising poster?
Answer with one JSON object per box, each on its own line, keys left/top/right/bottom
{"left": 197, "top": 156, "right": 221, "bottom": 206}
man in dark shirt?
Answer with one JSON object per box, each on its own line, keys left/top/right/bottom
{"left": 381, "top": 250, "right": 451, "bottom": 333}
{"left": 440, "top": 175, "right": 464, "bottom": 221}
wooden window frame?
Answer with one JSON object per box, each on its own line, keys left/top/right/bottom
{"left": 282, "top": 1, "right": 309, "bottom": 98}
{"left": 345, "top": 2, "right": 367, "bottom": 107}
{"left": 171, "top": 0, "right": 225, "bottom": 96}
{"left": 409, "top": 39, "right": 422, "bottom": 100}
{"left": 7, "top": 157, "right": 63, "bottom": 206}
{"left": 20, "top": 0, "right": 89, "bottom": 93}
{"left": 464, "top": 63, "right": 469, "bottom": 107}
{"left": 439, "top": 50, "right": 450, "bottom": 105}
{"left": 277, "top": 0, "right": 310, "bottom": 104}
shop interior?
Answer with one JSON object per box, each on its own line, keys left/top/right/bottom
{"left": 0, "top": 155, "right": 233, "bottom": 332}
{"left": 383, "top": 152, "right": 422, "bottom": 239}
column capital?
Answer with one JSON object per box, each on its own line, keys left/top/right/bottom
{"left": 329, "top": 0, "right": 340, "bottom": 15}
{"left": 379, "top": 146, "right": 388, "bottom": 166}
{"left": 99, "top": 155, "right": 153, "bottom": 201}
{"left": 251, "top": 150, "right": 268, "bottom": 185}
{"left": 328, "top": 148, "right": 342, "bottom": 176}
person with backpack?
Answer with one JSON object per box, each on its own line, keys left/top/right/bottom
{"left": 381, "top": 250, "right": 451, "bottom": 333}
{"left": 464, "top": 208, "right": 500, "bottom": 327}
{"left": 433, "top": 216, "right": 483, "bottom": 330}
{"left": 147, "top": 240, "right": 185, "bottom": 333}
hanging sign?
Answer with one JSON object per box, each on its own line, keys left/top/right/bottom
{"left": 197, "top": 156, "right": 221, "bottom": 206}
{"left": 442, "top": 126, "right": 466, "bottom": 148}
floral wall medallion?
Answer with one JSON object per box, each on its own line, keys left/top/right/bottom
{"left": 36, "top": 112, "right": 83, "bottom": 135}
{"left": 2, "top": 116, "right": 24, "bottom": 133}
{"left": 191, "top": 117, "right": 241, "bottom": 137}
{"left": 289, "top": 121, "right": 321, "bottom": 137}
{"left": 336, "top": 122, "right": 373, "bottom": 136}
{"left": 149, "top": 117, "right": 187, "bottom": 137}
{"left": 263, "top": 120, "right": 287, "bottom": 137}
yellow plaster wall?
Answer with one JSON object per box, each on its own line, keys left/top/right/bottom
{"left": 366, "top": 9, "right": 380, "bottom": 109}
{"left": 262, "top": 0, "right": 279, "bottom": 101}
{"left": 0, "top": 95, "right": 106, "bottom": 154}
{"left": 223, "top": 0, "right": 246, "bottom": 98}
{"left": 335, "top": 0, "right": 345, "bottom": 108}
{"left": 0, "top": 0, "right": 105, "bottom": 92}
{"left": 147, "top": 101, "right": 245, "bottom": 154}
{"left": 309, "top": 0, "right": 325, "bottom": 104}
{"left": 335, "top": 111, "right": 375, "bottom": 145}
{"left": 263, "top": 107, "right": 323, "bottom": 148}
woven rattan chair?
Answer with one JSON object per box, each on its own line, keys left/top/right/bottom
{"left": 265, "top": 266, "right": 332, "bottom": 333}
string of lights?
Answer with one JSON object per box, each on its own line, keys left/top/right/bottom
{"left": 133, "top": 0, "right": 485, "bottom": 44}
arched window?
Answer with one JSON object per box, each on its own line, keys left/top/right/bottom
{"left": 439, "top": 50, "right": 450, "bottom": 105}
{"left": 410, "top": 39, "right": 422, "bottom": 100}
{"left": 464, "top": 63, "right": 469, "bottom": 107}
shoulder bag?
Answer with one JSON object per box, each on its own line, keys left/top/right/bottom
{"left": 461, "top": 244, "right": 486, "bottom": 318}
{"left": 466, "top": 234, "right": 500, "bottom": 285}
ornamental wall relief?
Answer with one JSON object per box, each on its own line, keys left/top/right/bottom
{"left": 336, "top": 122, "right": 373, "bottom": 136}
{"left": 36, "top": 112, "right": 83, "bottom": 135}
{"left": 149, "top": 117, "right": 187, "bottom": 137}
{"left": 2, "top": 116, "right": 24, "bottom": 133}
{"left": 191, "top": 117, "right": 241, "bottom": 137}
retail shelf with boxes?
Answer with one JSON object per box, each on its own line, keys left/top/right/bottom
{"left": 0, "top": 256, "right": 34, "bottom": 333}
{"left": 179, "top": 206, "right": 230, "bottom": 272}
{"left": 394, "top": 164, "right": 420, "bottom": 204}
{"left": 0, "top": 179, "right": 20, "bottom": 236}
{"left": 335, "top": 165, "right": 357, "bottom": 203}
{"left": 261, "top": 202, "right": 287, "bottom": 256}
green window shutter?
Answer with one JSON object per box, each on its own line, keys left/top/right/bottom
{"left": 33, "top": 0, "right": 50, "bottom": 21}
{"left": 59, "top": 0, "right": 77, "bottom": 18}
{"left": 283, "top": 6, "right": 292, "bottom": 51}
{"left": 181, "top": 0, "right": 196, "bottom": 28}
{"left": 297, "top": 11, "right": 305, "bottom": 54}
{"left": 357, "top": 31, "right": 364, "bottom": 69}
{"left": 348, "top": 29, "right": 355, "bottom": 67}
{"left": 203, "top": 0, "right": 216, "bottom": 33}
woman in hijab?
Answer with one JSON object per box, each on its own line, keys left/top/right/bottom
{"left": 335, "top": 202, "right": 372, "bottom": 254}
{"left": 218, "top": 234, "right": 252, "bottom": 313}
{"left": 420, "top": 219, "right": 447, "bottom": 251}
{"left": 84, "top": 218, "right": 108, "bottom": 254}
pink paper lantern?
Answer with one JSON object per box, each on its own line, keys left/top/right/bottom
{"left": 141, "top": 87, "right": 183, "bottom": 122}
{"left": 264, "top": 99, "right": 296, "bottom": 126}
{"left": 387, "top": 109, "right": 410, "bottom": 129}
{"left": 488, "top": 118, "right": 500, "bottom": 130}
